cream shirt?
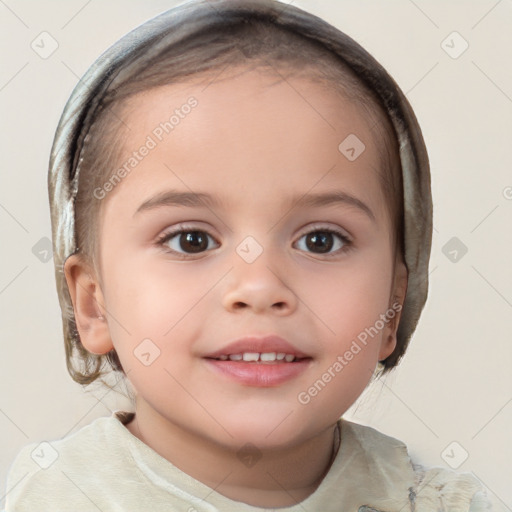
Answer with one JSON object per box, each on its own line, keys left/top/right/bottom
{"left": 5, "top": 413, "right": 492, "bottom": 511}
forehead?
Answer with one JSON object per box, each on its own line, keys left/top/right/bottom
{"left": 105, "top": 67, "right": 388, "bottom": 219}
{"left": 120, "top": 66, "right": 374, "bottom": 146}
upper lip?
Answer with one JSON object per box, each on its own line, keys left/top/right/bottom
{"left": 204, "top": 335, "right": 311, "bottom": 359}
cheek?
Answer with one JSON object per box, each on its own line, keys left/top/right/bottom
{"left": 304, "top": 256, "right": 393, "bottom": 333}
{"left": 294, "top": 265, "right": 391, "bottom": 419}
{"left": 101, "top": 255, "right": 221, "bottom": 350}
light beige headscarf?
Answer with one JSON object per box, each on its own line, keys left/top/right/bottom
{"left": 48, "top": 0, "right": 432, "bottom": 375}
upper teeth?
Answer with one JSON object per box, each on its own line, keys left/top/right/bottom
{"left": 217, "top": 352, "right": 297, "bottom": 362}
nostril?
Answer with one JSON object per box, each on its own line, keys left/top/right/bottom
{"left": 228, "top": 300, "right": 289, "bottom": 312}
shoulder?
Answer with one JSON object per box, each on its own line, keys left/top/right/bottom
{"left": 411, "top": 464, "right": 493, "bottom": 511}
{"left": 340, "top": 418, "right": 410, "bottom": 460}
{"left": 340, "top": 420, "right": 493, "bottom": 511}
{"left": 4, "top": 415, "right": 129, "bottom": 510}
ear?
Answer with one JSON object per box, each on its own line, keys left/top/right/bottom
{"left": 64, "top": 254, "right": 114, "bottom": 355}
{"left": 378, "top": 258, "right": 408, "bottom": 361}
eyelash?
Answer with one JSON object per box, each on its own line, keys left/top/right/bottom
{"left": 155, "top": 224, "right": 353, "bottom": 259}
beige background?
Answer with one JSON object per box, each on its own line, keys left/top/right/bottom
{"left": 1, "top": 0, "right": 511, "bottom": 509}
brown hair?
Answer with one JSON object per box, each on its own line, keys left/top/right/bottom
{"left": 66, "top": 5, "right": 405, "bottom": 385}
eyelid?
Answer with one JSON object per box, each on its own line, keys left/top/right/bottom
{"left": 157, "top": 222, "right": 219, "bottom": 241}
{"left": 295, "top": 223, "right": 352, "bottom": 241}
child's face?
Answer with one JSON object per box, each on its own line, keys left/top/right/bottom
{"left": 70, "top": 67, "right": 406, "bottom": 448}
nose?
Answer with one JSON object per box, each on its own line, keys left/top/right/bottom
{"left": 222, "top": 254, "right": 298, "bottom": 316}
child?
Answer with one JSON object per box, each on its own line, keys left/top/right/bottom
{"left": 5, "top": 0, "right": 492, "bottom": 510}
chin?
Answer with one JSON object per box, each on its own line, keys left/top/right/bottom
{"left": 214, "top": 411, "right": 320, "bottom": 449}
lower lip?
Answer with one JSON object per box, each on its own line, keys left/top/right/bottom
{"left": 204, "top": 359, "right": 312, "bottom": 387}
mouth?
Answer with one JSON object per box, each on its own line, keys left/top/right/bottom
{"left": 206, "top": 352, "right": 307, "bottom": 363}
{"left": 203, "top": 335, "right": 312, "bottom": 386}
{"left": 203, "top": 334, "right": 310, "bottom": 361}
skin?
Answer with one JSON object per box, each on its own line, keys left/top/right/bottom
{"left": 65, "top": 66, "right": 407, "bottom": 507}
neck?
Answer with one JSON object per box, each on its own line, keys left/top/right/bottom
{"left": 125, "top": 399, "right": 340, "bottom": 508}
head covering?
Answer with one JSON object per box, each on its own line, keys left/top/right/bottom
{"left": 49, "top": 0, "right": 432, "bottom": 374}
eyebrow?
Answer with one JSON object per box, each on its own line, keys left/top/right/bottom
{"left": 293, "top": 191, "right": 376, "bottom": 223}
{"left": 134, "top": 189, "right": 376, "bottom": 222}
{"left": 135, "top": 191, "right": 219, "bottom": 215}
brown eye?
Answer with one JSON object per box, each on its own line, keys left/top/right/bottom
{"left": 162, "top": 230, "right": 218, "bottom": 254}
{"left": 305, "top": 231, "right": 334, "bottom": 253}
{"left": 179, "top": 231, "right": 209, "bottom": 253}
{"left": 295, "top": 229, "right": 350, "bottom": 255}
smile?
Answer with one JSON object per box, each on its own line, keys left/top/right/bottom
{"left": 211, "top": 352, "right": 300, "bottom": 363}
